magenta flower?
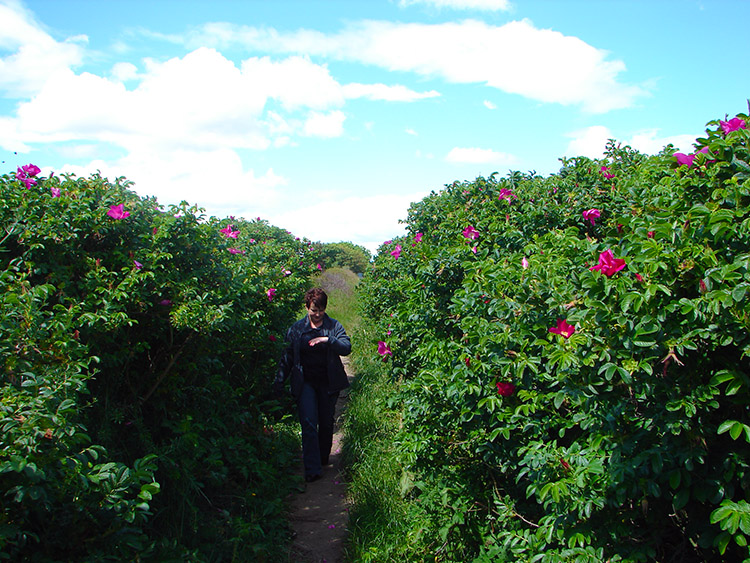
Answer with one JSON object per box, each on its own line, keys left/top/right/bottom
{"left": 317, "top": 263, "right": 323, "bottom": 271}
{"left": 50, "top": 187, "right": 61, "bottom": 198}
{"left": 267, "top": 288, "right": 277, "bottom": 302}
{"left": 496, "top": 382, "right": 516, "bottom": 397}
{"left": 521, "top": 257, "right": 529, "bottom": 269}
{"left": 674, "top": 152, "right": 695, "bottom": 168}
{"left": 549, "top": 318, "right": 576, "bottom": 339}
{"left": 600, "top": 165, "right": 615, "bottom": 179}
{"left": 15, "top": 168, "right": 37, "bottom": 189}
{"left": 676, "top": 147, "right": 713, "bottom": 168}
{"left": 462, "top": 225, "right": 479, "bottom": 240}
{"left": 228, "top": 248, "right": 245, "bottom": 255}
{"left": 220, "top": 224, "right": 239, "bottom": 238}
{"left": 159, "top": 299, "right": 172, "bottom": 306}
{"left": 589, "top": 249, "right": 626, "bottom": 277}
{"left": 582, "top": 208, "right": 601, "bottom": 226}
{"left": 282, "top": 268, "right": 292, "bottom": 276}
{"left": 107, "top": 204, "right": 130, "bottom": 219}
{"left": 498, "top": 188, "right": 515, "bottom": 201}
{"left": 414, "top": 232, "right": 423, "bottom": 243}
{"left": 20, "top": 164, "right": 41, "bottom": 177}
{"left": 720, "top": 117, "right": 747, "bottom": 134}
{"left": 390, "top": 244, "right": 402, "bottom": 259}
{"left": 133, "top": 260, "right": 143, "bottom": 269}
{"left": 377, "top": 341, "right": 392, "bottom": 357}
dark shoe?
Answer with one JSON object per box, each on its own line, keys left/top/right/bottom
{"left": 304, "top": 474, "right": 321, "bottom": 483}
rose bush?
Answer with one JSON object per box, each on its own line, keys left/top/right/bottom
{"left": 355, "top": 112, "right": 750, "bottom": 561}
{"left": 0, "top": 170, "right": 321, "bottom": 559}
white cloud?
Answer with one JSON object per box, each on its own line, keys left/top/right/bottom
{"left": 399, "top": 0, "right": 512, "bottom": 11}
{"left": 268, "top": 191, "right": 429, "bottom": 253}
{"left": 446, "top": 146, "right": 516, "bottom": 165}
{"left": 565, "top": 125, "right": 699, "bottom": 159}
{"left": 59, "top": 147, "right": 288, "bottom": 217}
{"left": 0, "top": 0, "right": 86, "bottom": 97}
{"left": 196, "top": 19, "right": 647, "bottom": 113}
{"left": 405, "top": 128, "right": 418, "bottom": 136}
{"left": 564, "top": 125, "right": 612, "bottom": 158}
{"left": 110, "top": 61, "right": 139, "bottom": 82}
{"left": 303, "top": 110, "right": 346, "bottom": 138}
{"left": 8, "top": 46, "right": 359, "bottom": 154}
{"left": 241, "top": 55, "right": 344, "bottom": 111}
{"left": 627, "top": 129, "right": 698, "bottom": 155}
{"left": 483, "top": 100, "right": 497, "bottom": 110}
{"left": 56, "top": 143, "right": 103, "bottom": 159}
{"left": 343, "top": 82, "right": 440, "bottom": 102}
{"left": 0, "top": 115, "right": 29, "bottom": 151}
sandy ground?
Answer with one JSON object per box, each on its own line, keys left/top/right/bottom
{"left": 285, "top": 358, "right": 354, "bottom": 563}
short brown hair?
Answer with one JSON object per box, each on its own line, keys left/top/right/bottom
{"left": 304, "top": 287, "right": 328, "bottom": 310}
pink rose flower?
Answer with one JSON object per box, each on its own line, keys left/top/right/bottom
{"left": 720, "top": 117, "right": 747, "bottom": 135}
{"left": 549, "top": 318, "right": 576, "bottom": 339}
{"left": 462, "top": 226, "right": 479, "bottom": 240}
{"left": 589, "top": 249, "right": 626, "bottom": 277}
{"left": 107, "top": 204, "right": 130, "bottom": 219}
{"left": 582, "top": 208, "right": 601, "bottom": 226}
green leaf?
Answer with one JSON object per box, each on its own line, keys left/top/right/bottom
{"left": 673, "top": 489, "right": 690, "bottom": 511}
{"left": 732, "top": 285, "right": 747, "bottom": 302}
{"left": 669, "top": 470, "right": 681, "bottom": 489}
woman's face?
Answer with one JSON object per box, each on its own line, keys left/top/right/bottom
{"left": 306, "top": 303, "right": 325, "bottom": 326}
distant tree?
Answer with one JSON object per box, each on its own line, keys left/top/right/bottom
{"left": 319, "top": 242, "right": 371, "bottom": 274}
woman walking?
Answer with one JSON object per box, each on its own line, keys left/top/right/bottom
{"left": 274, "top": 288, "right": 351, "bottom": 482}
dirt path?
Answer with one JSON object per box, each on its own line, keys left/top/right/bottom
{"left": 285, "top": 358, "right": 353, "bottom": 563}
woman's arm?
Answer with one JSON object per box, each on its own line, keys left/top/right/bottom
{"left": 326, "top": 319, "right": 351, "bottom": 356}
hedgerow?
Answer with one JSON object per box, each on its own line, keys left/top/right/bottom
{"left": 355, "top": 112, "right": 750, "bottom": 561}
{"left": 1, "top": 169, "right": 320, "bottom": 560}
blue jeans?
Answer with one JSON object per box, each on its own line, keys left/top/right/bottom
{"left": 297, "top": 381, "right": 339, "bottom": 478}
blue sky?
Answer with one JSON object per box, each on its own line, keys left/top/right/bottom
{"left": 1, "top": 0, "right": 748, "bottom": 253}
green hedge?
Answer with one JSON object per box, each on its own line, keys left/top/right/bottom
{"left": 355, "top": 112, "right": 750, "bottom": 561}
{"left": 1, "top": 170, "right": 319, "bottom": 560}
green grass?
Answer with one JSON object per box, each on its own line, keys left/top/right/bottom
{"left": 299, "top": 268, "right": 426, "bottom": 560}
{"left": 340, "top": 323, "right": 427, "bottom": 562}
{"left": 310, "top": 267, "right": 361, "bottom": 334}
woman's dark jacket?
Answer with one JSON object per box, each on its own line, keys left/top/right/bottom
{"left": 274, "top": 314, "right": 351, "bottom": 399}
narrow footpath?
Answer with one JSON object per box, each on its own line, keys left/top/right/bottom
{"left": 285, "top": 357, "right": 354, "bottom": 563}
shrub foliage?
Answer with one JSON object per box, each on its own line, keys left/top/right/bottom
{"left": 0, "top": 170, "right": 320, "bottom": 560}
{"left": 356, "top": 112, "right": 750, "bottom": 562}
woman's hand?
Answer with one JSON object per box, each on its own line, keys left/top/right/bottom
{"left": 308, "top": 336, "right": 329, "bottom": 346}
